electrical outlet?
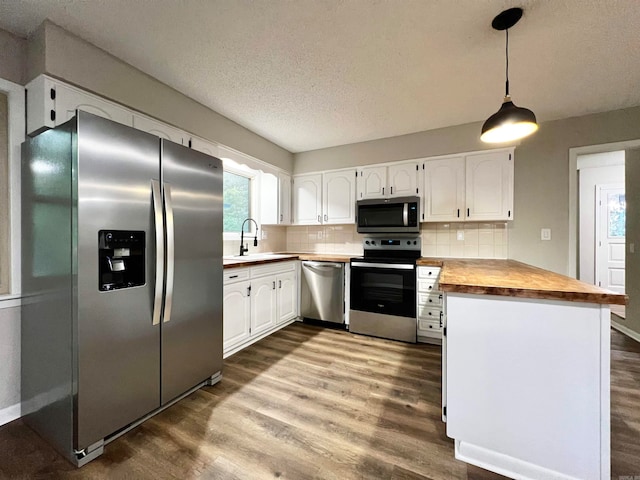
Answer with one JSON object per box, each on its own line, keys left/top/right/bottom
{"left": 456, "top": 230, "right": 464, "bottom": 241}
{"left": 261, "top": 230, "right": 268, "bottom": 240}
{"left": 317, "top": 231, "right": 323, "bottom": 240}
{"left": 541, "top": 228, "right": 551, "bottom": 241}
{"left": 630, "top": 243, "right": 635, "bottom": 254}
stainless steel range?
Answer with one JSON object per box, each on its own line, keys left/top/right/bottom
{"left": 349, "top": 236, "right": 421, "bottom": 343}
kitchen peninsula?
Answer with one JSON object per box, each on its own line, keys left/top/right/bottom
{"left": 224, "top": 255, "right": 624, "bottom": 479}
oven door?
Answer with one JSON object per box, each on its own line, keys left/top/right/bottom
{"left": 350, "top": 261, "right": 416, "bottom": 318}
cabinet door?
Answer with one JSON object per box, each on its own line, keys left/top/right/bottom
{"left": 133, "top": 114, "right": 185, "bottom": 144}
{"left": 55, "top": 83, "right": 133, "bottom": 127}
{"left": 293, "top": 174, "right": 323, "bottom": 224}
{"left": 190, "top": 137, "right": 219, "bottom": 157}
{"left": 388, "top": 163, "right": 419, "bottom": 197}
{"left": 465, "top": 151, "right": 513, "bottom": 221}
{"left": 223, "top": 281, "right": 251, "bottom": 351}
{"left": 279, "top": 173, "right": 292, "bottom": 225}
{"left": 423, "top": 157, "right": 465, "bottom": 222}
{"left": 250, "top": 276, "right": 277, "bottom": 336}
{"left": 323, "top": 169, "right": 356, "bottom": 224}
{"left": 276, "top": 271, "right": 298, "bottom": 324}
{"left": 259, "top": 172, "right": 279, "bottom": 225}
{"left": 357, "top": 166, "right": 387, "bottom": 199}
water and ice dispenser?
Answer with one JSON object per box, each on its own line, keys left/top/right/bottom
{"left": 98, "top": 230, "right": 145, "bottom": 291}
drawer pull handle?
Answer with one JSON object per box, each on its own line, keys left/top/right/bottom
{"left": 229, "top": 275, "right": 238, "bottom": 279}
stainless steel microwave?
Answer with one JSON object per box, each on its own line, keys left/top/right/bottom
{"left": 356, "top": 196, "right": 420, "bottom": 233}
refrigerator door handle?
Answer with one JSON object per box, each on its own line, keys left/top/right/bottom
{"left": 163, "top": 182, "right": 175, "bottom": 323}
{"left": 151, "top": 179, "right": 164, "bottom": 326}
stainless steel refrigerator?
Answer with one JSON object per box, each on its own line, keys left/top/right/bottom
{"left": 21, "top": 111, "right": 223, "bottom": 466}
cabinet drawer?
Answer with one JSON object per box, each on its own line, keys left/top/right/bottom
{"left": 418, "top": 318, "right": 442, "bottom": 332}
{"left": 251, "top": 260, "right": 296, "bottom": 278}
{"left": 418, "top": 267, "right": 441, "bottom": 279}
{"left": 417, "top": 279, "right": 440, "bottom": 292}
{"left": 418, "top": 307, "right": 443, "bottom": 322}
{"left": 418, "top": 291, "right": 443, "bottom": 307}
{"left": 224, "top": 268, "right": 250, "bottom": 284}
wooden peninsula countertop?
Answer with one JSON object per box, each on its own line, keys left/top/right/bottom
{"left": 427, "top": 258, "right": 626, "bottom": 305}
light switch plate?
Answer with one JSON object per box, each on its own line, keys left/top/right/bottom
{"left": 541, "top": 228, "right": 551, "bottom": 241}
{"left": 456, "top": 230, "right": 464, "bottom": 241}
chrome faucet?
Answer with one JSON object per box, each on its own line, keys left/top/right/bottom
{"left": 239, "top": 218, "right": 259, "bottom": 256}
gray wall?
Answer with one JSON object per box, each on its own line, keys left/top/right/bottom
{"left": 625, "top": 148, "right": 640, "bottom": 339}
{"left": 296, "top": 107, "right": 640, "bottom": 275}
{"left": 26, "top": 21, "right": 294, "bottom": 172}
{"left": 0, "top": 28, "right": 26, "bottom": 85}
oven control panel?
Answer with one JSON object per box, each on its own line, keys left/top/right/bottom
{"left": 362, "top": 236, "right": 421, "bottom": 252}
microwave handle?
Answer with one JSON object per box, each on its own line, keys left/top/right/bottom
{"left": 403, "top": 203, "right": 409, "bottom": 226}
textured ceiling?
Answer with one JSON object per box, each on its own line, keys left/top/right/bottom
{"left": 1, "top": 0, "right": 640, "bottom": 153}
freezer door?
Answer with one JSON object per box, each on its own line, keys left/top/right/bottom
{"left": 160, "top": 140, "right": 223, "bottom": 404}
{"left": 75, "top": 111, "right": 161, "bottom": 450}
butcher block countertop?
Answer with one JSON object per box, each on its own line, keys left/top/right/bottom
{"left": 430, "top": 258, "right": 626, "bottom": 305}
{"left": 222, "top": 253, "right": 356, "bottom": 269}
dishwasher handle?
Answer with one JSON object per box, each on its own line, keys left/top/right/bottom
{"left": 302, "top": 261, "right": 344, "bottom": 269}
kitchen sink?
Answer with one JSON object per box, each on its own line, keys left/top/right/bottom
{"left": 223, "top": 253, "right": 296, "bottom": 262}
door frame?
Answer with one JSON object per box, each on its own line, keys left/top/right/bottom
{"left": 569, "top": 139, "right": 640, "bottom": 277}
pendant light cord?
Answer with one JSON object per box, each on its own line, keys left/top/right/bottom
{"left": 505, "top": 29, "right": 510, "bottom": 97}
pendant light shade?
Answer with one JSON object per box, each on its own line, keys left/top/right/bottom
{"left": 481, "top": 8, "right": 538, "bottom": 143}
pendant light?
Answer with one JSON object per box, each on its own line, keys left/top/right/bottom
{"left": 481, "top": 7, "right": 538, "bottom": 143}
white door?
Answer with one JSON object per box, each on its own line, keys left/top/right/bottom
{"left": 223, "top": 282, "right": 251, "bottom": 351}
{"left": 596, "top": 185, "right": 625, "bottom": 293}
{"left": 250, "top": 277, "right": 278, "bottom": 335}
{"left": 323, "top": 169, "right": 356, "bottom": 224}
{"left": 423, "top": 157, "right": 465, "bottom": 222}
{"left": 55, "top": 83, "right": 133, "bottom": 127}
{"left": 293, "top": 174, "right": 322, "bottom": 224}
{"left": 465, "top": 151, "right": 513, "bottom": 221}
{"left": 357, "top": 166, "right": 387, "bottom": 199}
{"left": 276, "top": 272, "right": 298, "bottom": 324}
{"left": 388, "top": 163, "right": 419, "bottom": 197}
{"left": 279, "top": 173, "right": 292, "bottom": 225}
{"left": 133, "top": 113, "right": 185, "bottom": 144}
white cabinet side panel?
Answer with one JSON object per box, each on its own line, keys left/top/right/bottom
{"left": 446, "top": 294, "right": 605, "bottom": 480}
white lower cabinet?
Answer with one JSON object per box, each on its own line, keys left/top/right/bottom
{"left": 416, "top": 266, "right": 444, "bottom": 343}
{"left": 223, "top": 261, "right": 298, "bottom": 356}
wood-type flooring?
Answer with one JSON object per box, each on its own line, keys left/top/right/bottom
{"left": 0, "top": 322, "right": 639, "bottom": 479}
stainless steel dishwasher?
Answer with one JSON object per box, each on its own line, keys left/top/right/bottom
{"left": 300, "top": 261, "right": 345, "bottom": 324}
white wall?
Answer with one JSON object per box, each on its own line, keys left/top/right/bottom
{"left": 578, "top": 152, "right": 625, "bottom": 284}
{"left": 624, "top": 148, "right": 640, "bottom": 339}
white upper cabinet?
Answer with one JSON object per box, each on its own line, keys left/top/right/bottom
{"left": 423, "top": 157, "right": 465, "bottom": 222}
{"left": 388, "top": 162, "right": 420, "bottom": 197}
{"left": 279, "top": 173, "right": 292, "bottom": 225}
{"left": 27, "top": 76, "right": 133, "bottom": 135}
{"left": 421, "top": 149, "right": 514, "bottom": 222}
{"left": 293, "top": 174, "right": 323, "bottom": 225}
{"left": 322, "top": 169, "right": 356, "bottom": 224}
{"left": 132, "top": 114, "right": 185, "bottom": 145}
{"left": 357, "top": 166, "right": 387, "bottom": 199}
{"left": 189, "top": 136, "right": 219, "bottom": 157}
{"left": 465, "top": 151, "right": 513, "bottom": 221}
{"left": 356, "top": 163, "right": 419, "bottom": 199}
{"left": 260, "top": 172, "right": 292, "bottom": 226}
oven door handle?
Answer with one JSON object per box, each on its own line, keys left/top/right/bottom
{"left": 403, "top": 202, "right": 409, "bottom": 226}
{"left": 351, "top": 262, "right": 414, "bottom": 270}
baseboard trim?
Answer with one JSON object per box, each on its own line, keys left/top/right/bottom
{"left": 612, "top": 321, "right": 640, "bottom": 343}
{"left": 0, "top": 402, "right": 21, "bottom": 426}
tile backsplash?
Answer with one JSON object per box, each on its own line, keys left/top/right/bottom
{"left": 285, "top": 222, "right": 508, "bottom": 258}
{"left": 420, "top": 222, "right": 508, "bottom": 259}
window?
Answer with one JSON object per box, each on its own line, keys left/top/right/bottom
{"left": 223, "top": 171, "right": 251, "bottom": 233}
{"left": 0, "top": 79, "right": 24, "bottom": 297}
